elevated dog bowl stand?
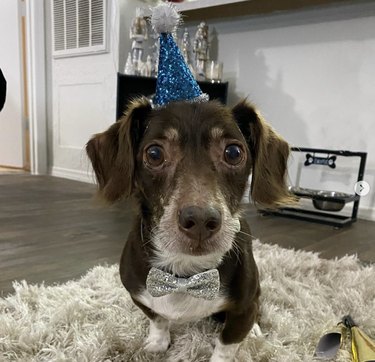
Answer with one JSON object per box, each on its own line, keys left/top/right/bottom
{"left": 263, "top": 147, "right": 367, "bottom": 228}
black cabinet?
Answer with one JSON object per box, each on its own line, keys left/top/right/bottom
{"left": 116, "top": 73, "right": 228, "bottom": 120}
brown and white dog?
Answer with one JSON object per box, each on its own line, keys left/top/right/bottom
{"left": 86, "top": 98, "right": 294, "bottom": 361}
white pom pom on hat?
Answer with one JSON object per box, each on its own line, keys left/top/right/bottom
{"left": 151, "top": 2, "right": 181, "bottom": 34}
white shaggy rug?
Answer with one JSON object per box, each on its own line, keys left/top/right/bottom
{"left": 1, "top": 240, "right": 374, "bottom": 362}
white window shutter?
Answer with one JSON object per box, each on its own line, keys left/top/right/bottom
{"left": 52, "top": 0, "right": 107, "bottom": 57}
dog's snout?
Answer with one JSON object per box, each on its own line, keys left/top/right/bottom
{"left": 178, "top": 206, "right": 222, "bottom": 241}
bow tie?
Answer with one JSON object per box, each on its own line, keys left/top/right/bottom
{"left": 146, "top": 267, "right": 220, "bottom": 300}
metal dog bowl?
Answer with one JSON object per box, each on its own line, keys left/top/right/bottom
{"left": 289, "top": 187, "right": 357, "bottom": 212}
{"left": 312, "top": 191, "right": 350, "bottom": 212}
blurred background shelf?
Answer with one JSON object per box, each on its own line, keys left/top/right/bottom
{"left": 175, "top": 0, "right": 375, "bottom": 21}
{"left": 176, "top": 0, "right": 246, "bottom": 12}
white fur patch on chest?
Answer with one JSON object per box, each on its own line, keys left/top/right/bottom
{"left": 136, "top": 289, "right": 227, "bottom": 323}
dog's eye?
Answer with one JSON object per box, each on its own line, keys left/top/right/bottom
{"left": 224, "top": 144, "right": 243, "bottom": 165}
{"left": 145, "top": 145, "right": 165, "bottom": 167}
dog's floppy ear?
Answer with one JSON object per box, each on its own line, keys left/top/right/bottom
{"left": 232, "top": 100, "right": 296, "bottom": 208}
{"left": 86, "top": 98, "right": 152, "bottom": 203}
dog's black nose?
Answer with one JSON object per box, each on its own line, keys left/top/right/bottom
{"left": 178, "top": 206, "right": 222, "bottom": 241}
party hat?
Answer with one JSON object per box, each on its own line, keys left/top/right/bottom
{"left": 314, "top": 323, "right": 346, "bottom": 359}
{"left": 343, "top": 315, "right": 375, "bottom": 362}
{"left": 151, "top": 3, "right": 208, "bottom": 107}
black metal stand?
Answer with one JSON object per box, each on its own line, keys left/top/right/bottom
{"left": 265, "top": 147, "right": 367, "bottom": 228}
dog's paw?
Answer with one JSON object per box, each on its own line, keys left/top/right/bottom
{"left": 249, "top": 323, "right": 262, "bottom": 338}
{"left": 209, "top": 338, "right": 239, "bottom": 362}
{"left": 144, "top": 317, "right": 171, "bottom": 353}
{"left": 144, "top": 335, "right": 170, "bottom": 353}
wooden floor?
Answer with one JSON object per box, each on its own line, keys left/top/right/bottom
{"left": 1, "top": 174, "right": 374, "bottom": 296}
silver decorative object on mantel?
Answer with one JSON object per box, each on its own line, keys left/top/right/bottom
{"left": 149, "top": 29, "right": 160, "bottom": 77}
{"left": 193, "top": 22, "right": 210, "bottom": 80}
{"left": 129, "top": 8, "right": 148, "bottom": 75}
{"left": 181, "top": 28, "right": 194, "bottom": 75}
{"left": 139, "top": 55, "right": 152, "bottom": 77}
{"left": 124, "top": 52, "right": 134, "bottom": 75}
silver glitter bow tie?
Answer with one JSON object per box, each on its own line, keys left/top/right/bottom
{"left": 146, "top": 267, "right": 220, "bottom": 300}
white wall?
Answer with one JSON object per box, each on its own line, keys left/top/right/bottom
{"left": 0, "top": 0, "right": 24, "bottom": 168}
{"left": 200, "top": 3, "right": 375, "bottom": 219}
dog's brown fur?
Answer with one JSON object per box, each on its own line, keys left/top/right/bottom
{"left": 86, "top": 98, "right": 294, "bottom": 359}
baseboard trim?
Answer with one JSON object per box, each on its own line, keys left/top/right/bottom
{"left": 51, "top": 166, "right": 95, "bottom": 184}
{"left": 357, "top": 206, "right": 375, "bottom": 222}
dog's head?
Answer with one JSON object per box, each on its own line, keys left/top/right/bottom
{"left": 87, "top": 98, "right": 294, "bottom": 260}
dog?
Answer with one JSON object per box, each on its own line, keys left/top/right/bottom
{"left": 86, "top": 98, "right": 294, "bottom": 361}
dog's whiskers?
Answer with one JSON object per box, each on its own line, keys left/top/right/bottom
{"left": 228, "top": 239, "right": 242, "bottom": 265}
{"left": 140, "top": 221, "right": 155, "bottom": 247}
{"left": 238, "top": 229, "right": 257, "bottom": 240}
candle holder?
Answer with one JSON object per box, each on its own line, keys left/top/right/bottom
{"left": 205, "top": 61, "right": 223, "bottom": 83}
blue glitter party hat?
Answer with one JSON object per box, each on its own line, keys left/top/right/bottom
{"left": 151, "top": 3, "right": 208, "bottom": 107}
